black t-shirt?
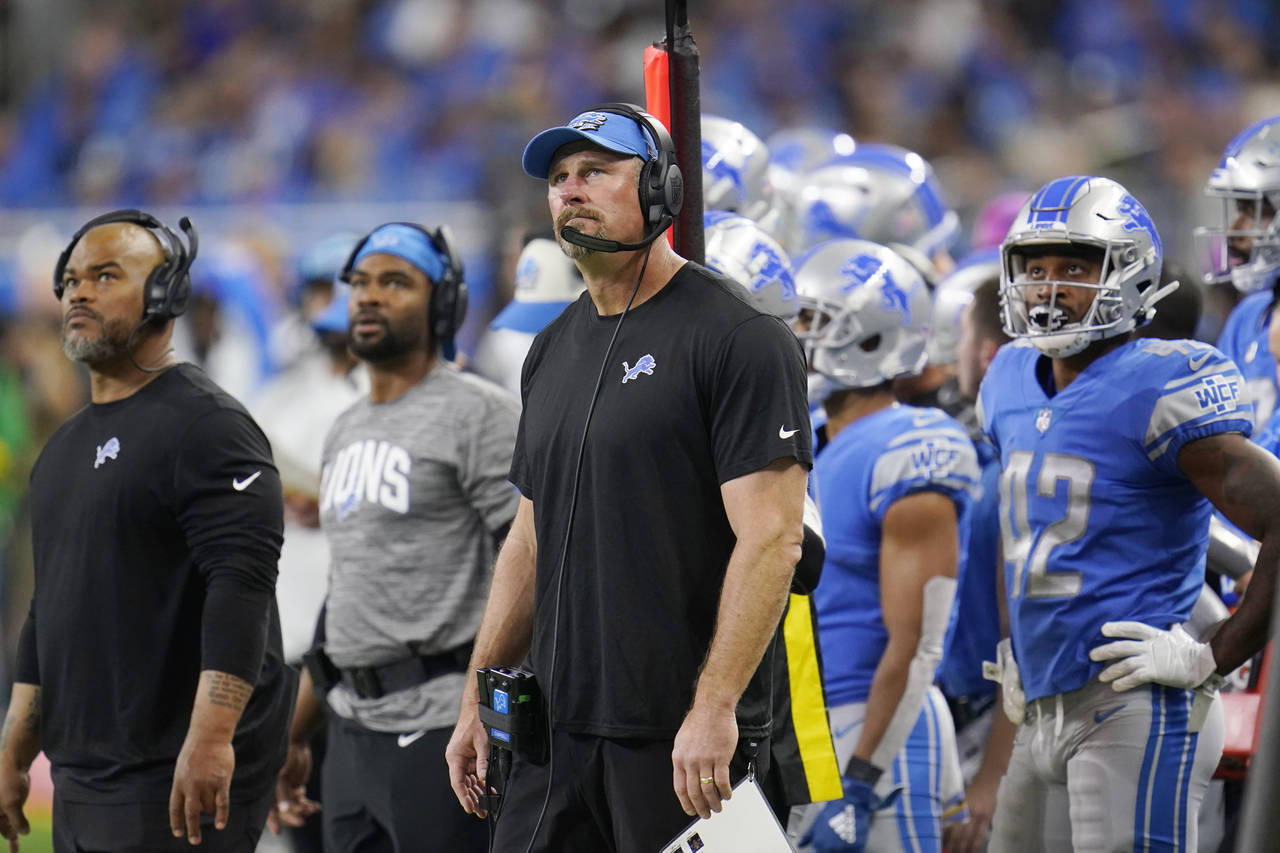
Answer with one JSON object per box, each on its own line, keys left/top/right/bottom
{"left": 510, "top": 263, "right": 812, "bottom": 739}
{"left": 19, "top": 364, "right": 293, "bottom": 804}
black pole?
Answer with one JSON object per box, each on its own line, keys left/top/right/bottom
{"left": 665, "top": 0, "right": 703, "bottom": 265}
{"left": 1235, "top": 587, "right": 1280, "bottom": 851}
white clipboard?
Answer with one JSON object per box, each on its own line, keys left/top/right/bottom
{"left": 659, "top": 776, "right": 795, "bottom": 853}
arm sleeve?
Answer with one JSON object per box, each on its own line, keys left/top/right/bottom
{"left": 175, "top": 406, "right": 285, "bottom": 683}
{"left": 459, "top": 391, "right": 521, "bottom": 535}
{"left": 14, "top": 602, "right": 37, "bottom": 685}
{"left": 709, "top": 315, "right": 813, "bottom": 484}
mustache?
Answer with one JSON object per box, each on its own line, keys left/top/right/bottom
{"left": 63, "top": 307, "right": 103, "bottom": 328}
{"left": 351, "top": 311, "right": 387, "bottom": 326}
{"left": 556, "top": 208, "right": 602, "bottom": 231}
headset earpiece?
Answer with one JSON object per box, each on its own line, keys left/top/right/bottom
{"left": 53, "top": 209, "right": 197, "bottom": 322}
{"left": 586, "top": 102, "right": 684, "bottom": 230}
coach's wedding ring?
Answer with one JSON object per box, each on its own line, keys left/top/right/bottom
{"left": 699, "top": 776, "right": 714, "bottom": 785}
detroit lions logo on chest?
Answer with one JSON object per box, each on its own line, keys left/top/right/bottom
{"left": 622, "top": 354, "right": 656, "bottom": 384}
{"left": 94, "top": 437, "right": 120, "bottom": 469}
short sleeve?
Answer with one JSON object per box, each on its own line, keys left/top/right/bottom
{"left": 975, "top": 349, "right": 1006, "bottom": 459}
{"left": 1143, "top": 346, "right": 1254, "bottom": 476}
{"left": 868, "top": 419, "right": 980, "bottom": 521}
{"left": 709, "top": 315, "right": 813, "bottom": 484}
{"left": 509, "top": 325, "right": 550, "bottom": 500}
{"left": 459, "top": 389, "right": 521, "bottom": 534}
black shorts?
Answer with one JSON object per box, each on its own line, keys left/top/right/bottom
{"left": 491, "top": 731, "right": 769, "bottom": 853}
{"left": 52, "top": 791, "right": 272, "bottom": 853}
{"left": 322, "top": 715, "right": 488, "bottom": 853}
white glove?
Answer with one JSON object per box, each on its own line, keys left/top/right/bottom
{"left": 982, "top": 638, "right": 1025, "bottom": 725}
{"left": 1089, "top": 622, "right": 1219, "bottom": 692}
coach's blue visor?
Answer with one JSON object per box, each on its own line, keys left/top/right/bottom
{"left": 522, "top": 110, "right": 653, "bottom": 179}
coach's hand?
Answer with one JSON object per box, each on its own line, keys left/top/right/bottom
{"left": 267, "top": 741, "right": 319, "bottom": 833}
{"left": 672, "top": 700, "right": 737, "bottom": 820}
{"left": 446, "top": 701, "right": 491, "bottom": 818}
{"left": 169, "top": 735, "right": 234, "bottom": 846}
{"left": 0, "top": 759, "right": 30, "bottom": 852}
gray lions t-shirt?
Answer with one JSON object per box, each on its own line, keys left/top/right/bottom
{"left": 318, "top": 363, "right": 519, "bottom": 732}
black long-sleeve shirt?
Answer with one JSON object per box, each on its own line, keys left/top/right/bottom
{"left": 18, "top": 363, "right": 294, "bottom": 804}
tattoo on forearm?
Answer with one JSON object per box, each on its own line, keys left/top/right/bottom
{"left": 0, "top": 688, "right": 40, "bottom": 752}
{"left": 206, "top": 672, "right": 253, "bottom": 711}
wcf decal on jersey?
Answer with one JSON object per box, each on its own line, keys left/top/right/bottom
{"left": 621, "top": 354, "right": 656, "bottom": 384}
{"left": 1194, "top": 375, "right": 1241, "bottom": 414}
{"left": 910, "top": 439, "right": 960, "bottom": 478}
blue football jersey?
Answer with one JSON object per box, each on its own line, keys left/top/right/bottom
{"left": 813, "top": 404, "right": 979, "bottom": 707}
{"left": 1256, "top": 406, "right": 1280, "bottom": 457}
{"left": 978, "top": 339, "right": 1253, "bottom": 701}
{"left": 1216, "top": 289, "right": 1276, "bottom": 428}
{"left": 938, "top": 441, "right": 1001, "bottom": 704}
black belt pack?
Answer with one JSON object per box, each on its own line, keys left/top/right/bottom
{"left": 307, "top": 641, "right": 473, "bottom": 700}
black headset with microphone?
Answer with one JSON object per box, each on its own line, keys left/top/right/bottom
{"left": 339, "top": 222, "right": 468, "bottom": 343}
{"left": 54, "top": 209, "right": 199, "bottom": 322}
{"left": 558, "top": 102, "right": 684, "bottom": 254}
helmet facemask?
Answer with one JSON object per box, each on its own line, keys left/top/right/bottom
{"left": 1195, "top": 191, "right": 1280, "bottom": 294}
{"left": 999, "top": 176, "right": 1172, "bottom": 358}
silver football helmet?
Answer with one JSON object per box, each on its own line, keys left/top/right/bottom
{"left": 1195, "top": 115, "right": 1280, "bottom": 294}
{"left": 928, "top": 247, "right": 999, "bottom": 365}
{"left": 701, "top": 115, "right": 773, "bottom": 222}
{"left": 785, "top": 143, "right": 960, "bottom": 259}
{"left": 1000, "top": 175, "right": 1174, "bottom": 358}
{"left": 763, "top": 126, "right": 858, "bottom": 247}
{"left": 703, "top": 210, "right": 798, "bottom": 320}
{"left": 794, "top": 239, "right": 931, "bottom": 399}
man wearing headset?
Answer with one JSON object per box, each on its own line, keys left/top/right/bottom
{"left": 0, "top": 211, "right": 294, "bottom": 851}
{"left": 269, "top": 223, "right": 518, "bottom": 852}
{"left": 445, "top": 106, "right": 811, "bottom": 851}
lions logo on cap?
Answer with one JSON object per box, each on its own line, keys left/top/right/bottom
{"left": 570, "top": 112, "right": 610, "bottom": 131}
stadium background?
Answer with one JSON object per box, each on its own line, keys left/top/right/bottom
{"left": 0, "top": 0, "right": 1277, "bottom": 848}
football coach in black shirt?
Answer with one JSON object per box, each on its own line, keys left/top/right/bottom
{"left": 445, "top": 105, "right": 812, "bottom": 851}
{"left": 0, "top": 210, "right": 294, "bottom": 851}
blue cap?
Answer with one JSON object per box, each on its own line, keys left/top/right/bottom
{"left": 311, "top": 283, "right": 351, "bottom": 334}
{"left": 491, "top": 239, "right": 584, "bottom": 333}
{"left": 522, "top": 110, "right": 654, "bottom": 179}
{"left": 351, "top": 224, "right": 448, "bottom": 283}
{"left": 299, "top": 232, "right": 360, "bottom": 284}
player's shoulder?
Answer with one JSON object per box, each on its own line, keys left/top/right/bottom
{"left": 866, "top": 406, "right": 979, "bottom": 506}
{"left": 880, "top": 405, "right": 978, "bottom": 463}
{"left": 977, "top": 340, "right": 1038, "bottom": 415}
{"left": 983, "top": 339, "right": 1038, "bottom": 386}
{"left": 1227, "top": 288, "right": 1275, "bottom": 323}
{"left": 1120, "top": 337, "right": 1238, "bottom": 384}
{"left": 1134, "top": 338, "right": 1252, "bottom": 456}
